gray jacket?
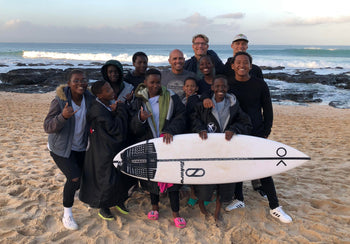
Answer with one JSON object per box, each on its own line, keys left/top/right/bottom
{"left": 43, "top": 84, "right": 94, "bottom": 158}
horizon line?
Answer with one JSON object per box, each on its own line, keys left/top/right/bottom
{"left": 0, "top": 41, "right": 349, "bottom": 47}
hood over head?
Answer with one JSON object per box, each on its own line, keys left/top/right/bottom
{"left": 101, "top": 60, "right": 123, "bottom": 84}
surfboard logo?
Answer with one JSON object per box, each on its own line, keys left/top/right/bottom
{"left": 207, "top": 122, "right": 217, "bottom": 133}
{"left": 276, "top": 147, "right": 287, "bottom": 166}
{"left": 185, "top": 168, "right": 205, "bottom": 177}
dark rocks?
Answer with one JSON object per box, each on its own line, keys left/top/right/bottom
{"left": 263, "top": 71, "right": 350, "bottom": 89}
{"left": 329, "top": 101, "right": 350, "bottom": 109}
{"left": 270, "top": 90, "right": 322, "bottom": 104}
{"left": 0, "top": 68, "right": 106, "bottom": 86}
{"left": 28, "top": 63, "right": 48, "bottom": 67}
{"left": 0, "top": 69, "right": 63, "bottom": 85}
{"left": 260, "top": 66, "right": 285, "bottom": 70}
{"left": 0, "top": 67, "right": 135, "bottom": 93}
{"left": 148, "top": 65, "right": 171, "bottom": 71}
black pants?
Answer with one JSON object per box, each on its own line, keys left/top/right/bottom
{"left": 234, "top": 176, "right": 279, "bottom": 209}
{"left": 117, "top": 172, "right": 138, "bottom": 204}
{"left": 194, "top": 183, "right": 235, "bottom": 203}
{"left": 50, "top": 151, "right": 85, "bottom": 208}
{"left": 150, "top": 191, "right": 180, "bottom": 213}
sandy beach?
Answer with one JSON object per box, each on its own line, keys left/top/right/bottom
{"left": 0, "top": 91, "right": 349, "bottom": 244}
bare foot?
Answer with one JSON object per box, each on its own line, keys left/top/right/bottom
{"left": 215, "top": 214, "right": 224, "bottom": 228}
{"left": 199, "top": 200, "right": 209, "bottom": 215}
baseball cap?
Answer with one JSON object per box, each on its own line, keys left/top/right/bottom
{"left": 232, "top": 34, "right": 249, "bottom": 43}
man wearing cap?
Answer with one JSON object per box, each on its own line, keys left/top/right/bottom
{"left": 184, "top": 34, "right": 224, "bottom": 78}
{"left": 223, "top": 34, "right": 263, "bottom": 79}
{"left": 224, "top": 34, "right": 267, "bottom": 198}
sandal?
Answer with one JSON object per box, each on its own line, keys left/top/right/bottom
{"left": 174, "top": 217, "right": 186, "bottom": 228}
{"left": 187, "top": 198, "right": 198, "bottom": 207}
{"left": 147, "top": 210, "right": 159, "bottom": 220}
{"left": 204, "top": 197, "right": 216, "bottom": 206}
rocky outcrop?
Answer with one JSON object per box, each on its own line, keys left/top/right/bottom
{"left": 263, "top": 70, "right": 350, "bottom": 89}
{"left": 0, "top": 68, "right": 103, "bottom": 86}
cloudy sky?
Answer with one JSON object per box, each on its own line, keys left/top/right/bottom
{"left": 1, "top": 0, "right": 349, "bottom": 45}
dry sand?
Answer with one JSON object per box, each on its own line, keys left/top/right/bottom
{"left": 0, "top": 91, "right": 349, "bottom": 244}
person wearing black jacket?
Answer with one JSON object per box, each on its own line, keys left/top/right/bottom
{"left": 191, "top": 75, "right": 252, "bottom": 223}
{"left": 79, "top": 80, "right": 128, "bottom": 221}
{"left": 223, "top": 33, "right": 263, "bottom": 79}
{"left": 224, "top": 52, "right": 292, "bottom": 224}
{"left": 184, "top": 34, "right": 224, "bottom": 78}
{"left": 223, "top": 34, "right": 268, "bottom": 196}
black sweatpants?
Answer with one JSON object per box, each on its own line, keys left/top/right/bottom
{"left": 150, "top": 191, "right": 180, "bottom": 213}
{"left": 234, "top": 176, "right": 279, "bottom": 209}
{"left": 50, "top": 151, "right": 85, "bottom": 208}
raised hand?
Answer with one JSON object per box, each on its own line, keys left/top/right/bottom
{"left": 124, "top": 90, "right": 134, "bottom": 102}
{"left": 62, "top": 102, "right": 78, "bottom": 119}
{"left": 203, "top": 98, "right": 214, "bottom": 109}
{"left": 139, "top": 106, "right": 152, "bottom": 122}
{"left": 110, "top": 100, "right": 122, "bottom": 111}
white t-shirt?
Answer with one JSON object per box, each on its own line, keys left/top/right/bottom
{"left": 71, "top": 96, "right": 87, "bottom": 151}
{"left": 213, "top": 98, "right": 230, "bottom": 132}
{"left": 149, "top": 95, "right": 160, "bottom": 137}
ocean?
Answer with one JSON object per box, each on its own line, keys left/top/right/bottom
{"left": 0, "top": 42, "right": 349, "bottom": 107}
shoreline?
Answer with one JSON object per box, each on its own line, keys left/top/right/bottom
{"left": 0, "top": 91, "right": 349, "bottom": 243}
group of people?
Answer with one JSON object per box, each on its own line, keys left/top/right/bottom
{"left": 44, "top": 33, "right": 292, "bottom": 231}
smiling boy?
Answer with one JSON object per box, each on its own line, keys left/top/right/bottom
{"left": 225, "top": 52, "right": 293, "bottom": 224}
{"left": 128, "top": 68, "right": 187, "bottom": 228}
{"left": 190, "top": 75, "right": 252, "bottom": 224}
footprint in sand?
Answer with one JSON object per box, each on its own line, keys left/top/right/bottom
{"left": 8, "top": 186, "right": 26, "bottom": 196}
{"left": 310, "top": 199, "right": 350, "bottom": 215}
{"left": 43, "top": 215, "right": 59, "bottom": 233}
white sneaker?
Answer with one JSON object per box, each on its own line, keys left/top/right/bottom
{"left": 270, "top": 206, "right": 292, "bottom": 223}
{"left": 225, "top": 200, "right": 245, "bottom": 211}
{"left": 62, "top": 215, "right": 79, "bottom": 230}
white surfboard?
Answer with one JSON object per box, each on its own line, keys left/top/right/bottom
{"left": 113, "top": 134, "right": 310, "bottom": 184}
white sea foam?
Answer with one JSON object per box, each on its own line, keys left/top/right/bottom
{"left": 22, "top": 51, "right": 176, "bottom": 65}
{"left": 23, "top": 51, "right": 119, "bottom": 61}
{"left": 255, "top": 58, "right": 350, "bottom": 70}
{"left": 303, "top": 47, "right": 337, "bottom": 51}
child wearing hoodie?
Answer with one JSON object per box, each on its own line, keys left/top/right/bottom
{"left": 101, "top": 59, "right": 134, "bottom": 103}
